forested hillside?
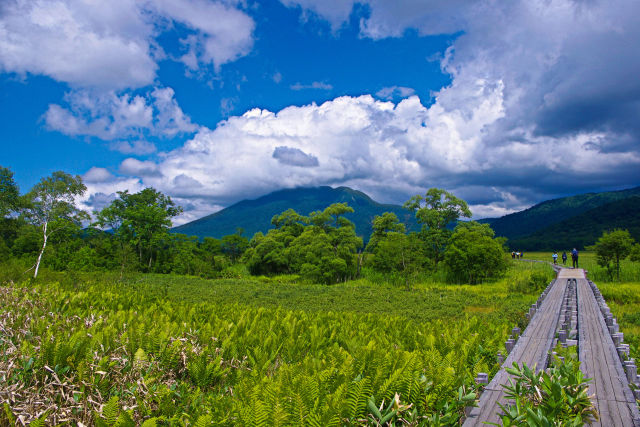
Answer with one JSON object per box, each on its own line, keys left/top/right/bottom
{"left": 488, "top": 186, "right": 640, "bottom": 239}
{"left": 509, "top": 197, "right": 640, "bottom": 250}
{"left": 173, "top": 186, "right": 419, "bottom": 240}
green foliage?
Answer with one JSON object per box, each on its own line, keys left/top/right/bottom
{"left": 221, "top": 231, "right": 250, "bottom": 263}
{"left": 366, "top": 212, "right": 406, "bottom": 253}
{"left": 404, "top": 188, "right": 472, "bottom": 265}
{"left": 508, "top": 196, "right": 640, "bottom": 251}
{"left": 95, "top": 187, "right": 182, "bottom": 272}
{"left": 244, "top": 203, "right": 362, "bottom": 284}
{"left": 491, "top": 186, "right": 640, "bottom": 241}
{"left": 21, "top": 171, "right": 88, "bottom": 277}
{"left": 589, "top": 229, "right": 635, "bottom": 280}
{"left": 369, "top": 232, "right": 428, "bottom": 289}
{"left": 443, "top": 222, "right": 508, "bottom": 284}
{"left": 508, "top": 271, "right": 553, "bottom": 295}
{"left": 0, "top": 165, "right": 20, "bottom": 218}
{"left": 0, "top": 270, "right": 539, "bottom": 424}
{"left": 491, "top": 359, "right": 597, "bottom": 426}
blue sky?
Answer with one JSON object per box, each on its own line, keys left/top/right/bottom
{"left": 1, "top": 0, "right": 639, "bottom": 224}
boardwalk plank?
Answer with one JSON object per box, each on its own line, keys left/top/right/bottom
{"left": 463, "top": 277, "right": 565, "bottom": 426}
{"left": 577, "top": 277, "right": 640, "bottom": 426}
{"left": 466, "top": 268, "right": 640, "bottom": 426}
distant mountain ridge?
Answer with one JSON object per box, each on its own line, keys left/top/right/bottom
{"left": 488, "top": 186, "right": 640, "bottom": 241}
{"left": 508, "top": 196, "right": 640, "bottom": 251}
{"left": 174, "top": 185, "right": 640, "bottom": 250}
{"left": 173, "top": 186, "right": 419, "bottom": 240}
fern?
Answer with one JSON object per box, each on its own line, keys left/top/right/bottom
{"left": 140, "top": 418, "right": 158, "bottom": 427}
{"left": 193, "top": 414, "right": 212, "bottom": 427}
{"left": 344, "top": 376, "right": 371, "bottom": 420}
{"left": 101, "top": 396, "right": 120, "bottom": 426}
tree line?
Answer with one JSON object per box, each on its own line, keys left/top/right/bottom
{"left": 0, "top": 166, "right": 509, "bottom": 284}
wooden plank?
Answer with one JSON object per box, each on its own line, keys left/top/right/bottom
{"left": 467, "top": 269, "right": 640, "bottom": 426}
{"left": 463, "top": 276, "right": 566, "bottom": 426}
{"left": 576, "top": 277, "right": 640, "bottom": 427}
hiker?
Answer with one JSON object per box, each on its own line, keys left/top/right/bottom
{"left": 562, "top": 251, "right": 567, "bottom": 265}
{"left": 571, "top": 248, "right": 579, "bottom": 268}
{"left": 552, "top": 251, "right": 558, "bottom": 264}
{"left": 511, "top": 251, "right": 515, "bottom": 259}
{"left": 521, "top": 251, "right": 524, "bottom": 259}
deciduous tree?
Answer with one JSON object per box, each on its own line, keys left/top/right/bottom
{"left": 590, "top": 229, "right": 634, "bottom": 280}
{"left": 0, "top": 166, "right": 19, "bottom": 218}
{"left": 404, "top": 188, "right": 471, "bottom": 264}
{"left": 96, "top": 188, "right": 182, "bottom": 272}
{"left": 443, "top": 222, "right": 507, "bottom": 284}
{"left": 22, "top": 171, "right": 87, "bottom": 278}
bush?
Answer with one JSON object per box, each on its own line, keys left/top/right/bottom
{"left": 495, "top": 359, "right": 597, "bottom": 425}
{"left": 508, "top": 271, "right": 552, "bottom": 295}
{"left": 444, "top": 222, "right": 507, "bottom": 284}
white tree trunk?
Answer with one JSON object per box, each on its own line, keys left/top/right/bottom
{"left": 34, "top": 221, "right": 48, "bottom": 278}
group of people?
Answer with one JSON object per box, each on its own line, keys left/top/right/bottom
{"left": 511, "top": 251, "right": 524, "bottom": 259}
{"left": 552, "top": 248, "right": 579, "bottom": 268}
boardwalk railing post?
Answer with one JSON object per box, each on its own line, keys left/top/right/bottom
{"left": 475, "top": 373, "right": 489, "bottom": 385}
{"left": 505, "top": 338, "right": 515, "bottom": 354}
{"left": 623, "top": 361, "right": 637, "bottom": 383}
{"left": 558, "top": 330, "right": 567, "bottom": 344}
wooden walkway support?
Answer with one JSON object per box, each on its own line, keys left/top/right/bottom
{"left": 577, "top": 275, "right": 640, "bottom": 426}
{"left": 463, "top": 275, "right": 566, "bottom": 425}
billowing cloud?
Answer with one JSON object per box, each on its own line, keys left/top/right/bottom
{"left": 0, "top": 0, "right": 255, "bottom": 89}
{"left": 101, "top": 91, "right": 638, "bottom": 223}
{"left": 44, "top": 87, "right": 197, "bottom": 140}
{"left": 151, "top": 0, "right": 254, "bottom": 72}
{"left": 59, "top": 0, "right": 640, "bottom": 224}
{"left": 120, "top": 158, "right": 162, "bottom": 177}
{"left": 268, "top": 0, "right": 640, "bottom": 212}
{"left": 273, "top": 146, "right": 319, "bottom": 167}
{"left": 83, "top": 167, "right": 114, "bottom": 183}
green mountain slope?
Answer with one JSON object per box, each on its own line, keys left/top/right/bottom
{"left": 509, "top": 196, "right": 640, "bottom": 251}
{"left": 173, "top": 186, "right": 419, "bottom": 240}
{"left": 490, "top": 186, "right": 640, "bottom": 239}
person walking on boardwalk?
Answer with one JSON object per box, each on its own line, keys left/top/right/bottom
{"left": 571, "top": 248, "right": 579, "bottom": 268}
{"left": 562, "top": 251, "right": 567, "bottom": 265}
{"left": 552, "top": 251, "right": 558, "bottom": 264}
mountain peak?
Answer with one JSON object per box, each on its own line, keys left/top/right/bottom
{"left": 173, "top": 186, "right": 416, "bottom": 240}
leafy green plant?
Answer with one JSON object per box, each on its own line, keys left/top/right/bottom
{"left": 490, "top": 360, "right": 597, "bottom": 426}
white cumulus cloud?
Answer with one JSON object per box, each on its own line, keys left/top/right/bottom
{"left": 44, "top": 87, "right": 198, "bottom": 141}
{"left": 0, "top": 0, "right": 255, "bottom": 89}
{"left": 100, "top": 89, "right": 640, "bottom": 223}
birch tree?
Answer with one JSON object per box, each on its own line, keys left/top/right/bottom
{"left": 23, "top": 171, "right": 87, "bottom": 278}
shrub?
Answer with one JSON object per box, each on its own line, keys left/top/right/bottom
{"left": 492, "top": 360, "right": 597, "bottom": 426}
{"left": 508, "top": 271, "right": 552, "bottom": 295}
{"left": 444, "top": 222, "right": 507, "bottom": 284}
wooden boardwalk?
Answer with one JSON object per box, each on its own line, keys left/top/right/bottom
{"left": 464, "top": 268, "right": 640, "bottom": 426}
{"left": 577, "top": 275, "right": 640, "bottom": 426}
{"left": 463, "top": 275, "right": 566, "bottom": 425}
